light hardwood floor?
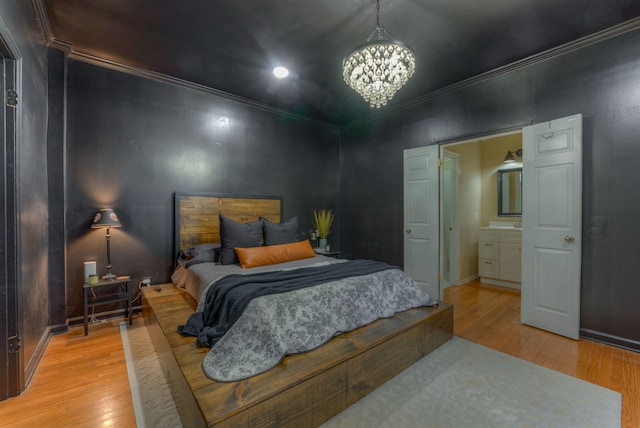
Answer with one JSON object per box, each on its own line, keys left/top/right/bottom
{"left": 0, "top": 319, "right": 136, "bottom": 428}
{"left": 444, "top": 279, "right": 640, "bottom": 428}
{"left": 0, "top": 280, "right": 638, "bottom": 427}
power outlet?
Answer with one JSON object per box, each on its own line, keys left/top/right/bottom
{"left": 142, "top": 277, "right": 152, "bottom": 286}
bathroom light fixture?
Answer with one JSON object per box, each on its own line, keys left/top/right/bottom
{"left": 503, "top": 149, "right": 523, "bottom": 163}
{"left": 91, "top": 208, "right": 122, "bottom": 280}
{"left": 342, "top": 0, "right": 416, "bottom": 108}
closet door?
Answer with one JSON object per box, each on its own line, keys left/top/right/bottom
{"left": 403, "top": 145, "right": 440, "bottom": 299}
{"left": 0, "top": 53, "right": 20, "bottom": 400}
{"left": 521, "top": 114, "right": 582, "bottom": 340}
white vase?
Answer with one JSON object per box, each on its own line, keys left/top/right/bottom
{"left": 319, "top": 238, "right": 328, "bottom": 249}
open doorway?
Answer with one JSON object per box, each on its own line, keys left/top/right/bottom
{"left": 439, "top": 131, "right": 523, "bottom": 289}
{"left": 438, "top": 114, "right": 583, "bottom": 340}
{"left": 441, "top": 151, "right": 460, "bottom": 287}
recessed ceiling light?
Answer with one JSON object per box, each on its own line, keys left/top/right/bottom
{"left": 273, "top": 66, "right": 289, "bottom": 79}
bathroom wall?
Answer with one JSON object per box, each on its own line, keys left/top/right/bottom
{"left": 480, "top": 133, "right": 523, "bottom": 225}
{"left": 444, "top": 133, "right": 523, "bottom": 285}
{"left": 444, "top": 143, "right": 482, "bottom": 284}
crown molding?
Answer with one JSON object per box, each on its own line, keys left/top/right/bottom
{"left": 49, "top": 38, "right": 71, "bottom": 52}
{"left": 31, "top": 0, "right": 53, "bottom": 44}
{"left": 342, "top": 16, "right": 640, "bottom": 130}
{"left": 47, "top": 39, "right": 338, "bottom": 130}
{"left": 39, "top": 11, "right": 640, "bottom": 131}
{"left": 411, "top": 16, "right": 640, "bottom": 105}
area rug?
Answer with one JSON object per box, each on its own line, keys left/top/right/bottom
{"left": 121, "top": 320, "right": 621, "bottom": 428}
{"left": 119, "top": 321, "right": 181, "bottom": 428}
{"left": 322, "top": 336, "right": 621, "bottom": 428}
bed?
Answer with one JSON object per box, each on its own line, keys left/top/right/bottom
{"left": 142, "top": 192, "right": 453, "bottom": 427}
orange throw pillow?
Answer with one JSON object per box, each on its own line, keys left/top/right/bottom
{"left": 235, "top": 240, "right": 316, "bottom": 269}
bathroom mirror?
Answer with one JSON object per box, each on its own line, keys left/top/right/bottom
{"left": 498, "top": 168, "right": 522, "bottom": 216}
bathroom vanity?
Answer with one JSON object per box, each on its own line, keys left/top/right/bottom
{"left": 478, "top": 226, "right": 522, "bottom": 289}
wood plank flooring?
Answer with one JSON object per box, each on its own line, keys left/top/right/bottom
{"left": 0, "top": 319, "right": 136, "bottom": 428}
{"left": 0, "top": 280, "right": 637, "bottom": 427}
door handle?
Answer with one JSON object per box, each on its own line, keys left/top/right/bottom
{"left": 564, "top": 235, "right": 575, "bottom": 243}
{"left": 405, "top": 228, "right": 412, "bottom": 234}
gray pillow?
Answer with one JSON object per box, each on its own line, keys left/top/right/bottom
{"left": 219, "top": 215, "right": 264, "bottom": 265}
{"left": 261, "top": 216, "right": 299, "bottom": 246}
{"left": 177, "top": 243, "right": 221, "bottom": 267}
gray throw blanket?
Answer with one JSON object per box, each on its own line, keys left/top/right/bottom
{"left": 178, "top": 259, "right": 397, "bottom": 347}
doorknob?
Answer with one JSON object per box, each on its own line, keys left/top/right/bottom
{"left": 564, "top": 235, "right": 575, "bottom": 243}
{"left": 405, "top": 228, "right": 412, "bottom": 234}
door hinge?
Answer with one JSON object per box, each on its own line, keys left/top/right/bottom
{"left": 7, "top": 89, "right": 18, "bottom": 107}
{"left": 8, "top": 336, "right": 20, "bottom": 353}
{"left": 438, "top": 158, "right": 442, "bottom": 167}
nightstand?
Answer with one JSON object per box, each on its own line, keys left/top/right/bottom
{"left": 83, "top": 276, "right": 132, "bottom": 336}
{"left": 314, "top": 249, "right": 341, "bottom": 258}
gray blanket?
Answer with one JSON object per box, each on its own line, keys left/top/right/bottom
{"left": 201, "top": 265, "right": 438, "bottom": 381}
{"left": 178, "top": 259, "right": 396, "bottom": 347}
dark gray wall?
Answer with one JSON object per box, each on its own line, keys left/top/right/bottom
{"left": 340, "top": 29, "right": 640, "bottom": 350}
{"left": 4, "top": 2, "right": 637, "bottom": 399}
{"left": 0, "top": 0, "right": 51, "bottom": 390}
{"left": 47, "top": 47, "right": 66, "bottom": 331}
{"left": 61, "top": 59, "right": 340, "bottom": 319}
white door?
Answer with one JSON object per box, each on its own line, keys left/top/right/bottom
{"left": 404, "top": 146, "right": 440, "bottom": 299}
{"left": 521, "top": 114, "right": 582, "bottom": 339}
{"left": 441, "top": 151, "right": 460, "bottom": 287}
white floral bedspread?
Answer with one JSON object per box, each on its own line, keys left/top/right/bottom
{"left": 201, "top": 267, "right": 437, "bottom": 381}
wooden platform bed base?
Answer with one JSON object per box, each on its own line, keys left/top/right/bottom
{"left": 142, "top": 284, "right": 453, "bottom": 428}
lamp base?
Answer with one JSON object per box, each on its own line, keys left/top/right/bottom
{"left": 101, "top": 272, "right": 117, "bottom": 281}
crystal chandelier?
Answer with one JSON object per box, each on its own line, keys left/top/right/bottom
{"left": 342, "top": 0, "right": 416, "bottom": 108}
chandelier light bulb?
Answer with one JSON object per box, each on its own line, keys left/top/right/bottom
{"left": 342, "top": 1, "right": 416, "bottom": 108}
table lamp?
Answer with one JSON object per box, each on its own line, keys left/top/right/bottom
{"left": 91, "top": 208, "right": 122, "bottom": 280}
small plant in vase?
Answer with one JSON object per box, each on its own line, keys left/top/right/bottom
{"left": 313, "top": 209, "right": 334, "bottom": 251}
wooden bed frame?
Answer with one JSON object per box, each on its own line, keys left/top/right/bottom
{"left": 174, "top": 192, "right": 282, "bottom": 257}
{"left": 142, "top": 192, "right": 453, "bottom": 427}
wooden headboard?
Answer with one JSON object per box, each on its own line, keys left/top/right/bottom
{"left": 174, "top": 192, "right": 282, "bottom": 257}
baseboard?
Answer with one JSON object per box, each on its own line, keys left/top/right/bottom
{"left": 49, "top": 322, "right": 69, "bottom": 335}
{"left": 24, "top": 326, "right": 53, "bottom": 388}
{"left": 455, "top": 274, "right": 479, "bottom": 286}
{"left": 580, "top": 328, "right": 640, "bottom": 352}
{"left": 66, "top": 307, "right": 142, "bottom": 327}
{"left": 480, "top": 277, "right": 521, "bottom": 290}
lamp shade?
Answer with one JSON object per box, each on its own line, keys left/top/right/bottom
{"left": 91, "top": 208, "right": 122, "bottom": 229}
{"left": 503, "top": 151, "right": 516, "bottom": 163}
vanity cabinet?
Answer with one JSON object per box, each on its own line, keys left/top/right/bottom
{"left": 478, "top": 228, "right": 521, "bottom": 289}
{"left": 478, "top": 230, "right": 500, "bottom": 278}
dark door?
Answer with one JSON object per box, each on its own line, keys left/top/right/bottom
{"left": 0, "top": 47, "right": 20, "bottom": 400}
